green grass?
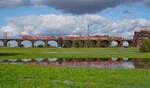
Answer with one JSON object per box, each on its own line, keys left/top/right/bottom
{"left": 0, "top": 47, "right": 150, "bottom": 59}
{"left": 1, "top": 48, "right": 149, "bottom": 88}
{"left": 0, "top": 64, "right": 150, "bottom": 88}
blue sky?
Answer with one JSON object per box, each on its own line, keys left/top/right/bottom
{"left": 99, "top": 2, "right": 150, "bottom": 20}
{"left": 0, "top": 6, "right": 63, "bottom": 26}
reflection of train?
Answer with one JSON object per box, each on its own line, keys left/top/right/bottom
{"left": 22, "top": 35, "right": 123, "bottom": 40}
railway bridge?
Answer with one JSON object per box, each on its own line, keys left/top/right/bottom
{"left": 0, "top": 35, "right": 133, "bottom": 48}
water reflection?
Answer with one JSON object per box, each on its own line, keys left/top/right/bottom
{"left": 0, "top": 58, "right": 150, "bottom": 69}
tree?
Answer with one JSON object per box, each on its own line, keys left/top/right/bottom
{"left": 63, "top": 41, "right": 72, "bottom": 48}
{"left": 78, "top": 41, "right": 84, "bottom": 47}
{"left": 139, "top": 39, "right": 150, "bottom": 52}
{"left": 19, "top": 44, "right": 24, "bottom": 47}
{"left": 37, "top": 45, "right": 44, "bottom": 48}
{"left": 100, "top": 41, "right": 109, "bottom": 47}
{"left": 73, "top": 42, "right": 80, "bottom": 48}
{"left": 89, "top": 41, "right": 97, "bottom": 48}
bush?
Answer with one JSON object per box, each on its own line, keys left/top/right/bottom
{"left": 78, "top": 41, "right": 84, "bottom": 47}
{"left": 19, "top": 44, "right": 24, "bottom": 47}
{"left": 73, "top": 42, "right": 79, "bottom": 48}
{"left": 37, "top": 45, "right": 44, "bottom": 48}
{"left": 100, "top": 41, "right": 109, "bottom": 47}
{"left": 63, "top": 42, "right": 72, "bottom": 48}
{"left": 89, "top": 41, "right": 97, "bottom": 48}
{"left": 139, "top": 39, "right": 150, "bottom": 52}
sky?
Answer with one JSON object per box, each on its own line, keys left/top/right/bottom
{"left": 0, "top": 0, "right": 150, "bottom": 39}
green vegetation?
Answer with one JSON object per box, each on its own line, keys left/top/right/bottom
{"left": 73, "top": 42, "right": 79, "bottom": 48}
{"left": 63, "top": 41, "right": 72, "bottom": 48}
{"left": 89, "top": 41, "right": 97, "bottom": 47}
{"left": 19, "top": 44, "right": 24, "bottom": 47}
{"left": 0, "top": 47, "right": 150, "bottom": 59}
{"left": 37, "top": 45, "right": 44, "bottom": 48}
{"left": 78, "top": 41, "right": 84, "bottom": 47}
{"left": 0, "top": 64, "right": 150, "bottom": 88}
{"left": 100, "top": 40, "right": 109, "bottom": 47}
{"left": 140, "top": 39, "right": 150, "bottom": 52}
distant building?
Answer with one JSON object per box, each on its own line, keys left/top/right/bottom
{"left": 133, "top": 29, "right": 150, "bottom": 47}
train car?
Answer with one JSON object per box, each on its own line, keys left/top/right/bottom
{"left": 22, "top": 36, "right": 59, "bottom": 39}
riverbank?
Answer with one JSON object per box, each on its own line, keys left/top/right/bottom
{"left": 0, "top": 47, "right": 150, "bottom": 59}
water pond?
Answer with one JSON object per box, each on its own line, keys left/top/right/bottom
{"left": 0, "top": 58, "right": 150, "bottom": 69}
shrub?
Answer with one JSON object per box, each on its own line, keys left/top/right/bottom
{"left": 139, "top": 39, "right": 150, "bottom": 52}
{"left": 63, "top": 42, "right": 72, "bottom": 48}
{"left": 100, "top": 41, "right": 109, "bottom": 47}
{"left": 89, "top": 41, "right": 97, "bottom": 48}
{"left": 78, "top": 41, "right": 84, "bottom": 47}
{"left": 19, "top": 44, "right": 24, "bottom": 47}
{"left": 73, "top": 42, "right": 80, "bottom": 48}
{"left": 37, "top": 45, "right": 44, "bottom": 48}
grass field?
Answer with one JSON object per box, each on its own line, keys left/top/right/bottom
{"left": 0, "top": 64, "right": 150, "bottom": 88}
{"left": 0, "top": 47, "right": 150, "bottom": 59}
{"left": 0, "top": 48, "right": 150, "bottom": 88}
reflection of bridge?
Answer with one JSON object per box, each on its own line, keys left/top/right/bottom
{"left": 1, "top": 58, "right": 147, "bottom": 69}
{"left": 0, "top": 35, "right": 134, "bottom": 47}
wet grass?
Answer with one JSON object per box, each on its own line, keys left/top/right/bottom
{"left": 0, "top": 64, "right": 150, "bottom": 88}
{"left": 0, "top": 47, "right": 150, "bottom": 59}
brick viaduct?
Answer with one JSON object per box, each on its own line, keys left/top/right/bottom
{"left": 0, "top": 35, "right": 134, "bottom": 48}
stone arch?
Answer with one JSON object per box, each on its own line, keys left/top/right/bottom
{"left": 20, "top": 40, "right": 32, "bottom": 47}
{"left": 111, "top": 40, "right": 120, "bottom": 47}
{"left": 0, "top": 40, "right": 4, "bottom": 47}
{"left": 7, "top": 40, "right": 18, "bottom": 47}
{"left": 63, "top": 40, "right": 73, "bottom": 48}
{"left": 47, "top": 40, "right": 59, "bottom": 48}
{"left": 34, "top": 40, "right": 46, "bottom": 48}
{"left": 89, "top": 40, "right": 97, "bottom": 47}
{"left": 100, "top": 40, "right": 110, "bottom": 47}
{"left": 123, "top": 40, "right": 132, "bottom": 47}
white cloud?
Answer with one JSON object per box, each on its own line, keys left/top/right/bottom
{"left": 101, "top": 19, "right": 150, "bottom": 36}
{"left": 0, "top": 14, "right": 150, "bottom": 38}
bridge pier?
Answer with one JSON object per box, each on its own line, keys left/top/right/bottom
{"left": 44, "top": 40, "right": 49, "bottom": 47}
{"left": 118, "top": 41, "right": 123, "bottom": 47}
{"left": 18, "top": 40, "right": 22, "bottom": 47}
{"left": 95, "top": 41, "right": 99, "bottom": 47}
{"left": 58, "top": 43, "right": 62, "bottom": 47}
{"left": 58, "top": 38, "right": 63, "bottom": 47}
{"left": 3, "top": 40, "right": 7, "bottom": 47}
{"left": 31, "top": 41, "right": 34, "bottom": 47}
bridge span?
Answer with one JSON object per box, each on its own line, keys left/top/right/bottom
{"left": 0, "top": 35, "right": 134, "bottom": 48}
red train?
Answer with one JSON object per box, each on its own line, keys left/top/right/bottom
{"left": 22, "top": 35, "right": 123, "bottom": 40}
{"left": 22, "top": 36, "right": 60, "bottom": 39}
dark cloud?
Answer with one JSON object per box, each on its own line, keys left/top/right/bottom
{"left": 0, "top": 0, "right": 31, "bottom": 8}
{"left": 0, "top": 0, "right": 148, "bottom": 14}
{"left": 144, "top": 0, "right": 150, "bottom": 5}
{"left": 33, "top": 0, "right": 141, "bottom": 14}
